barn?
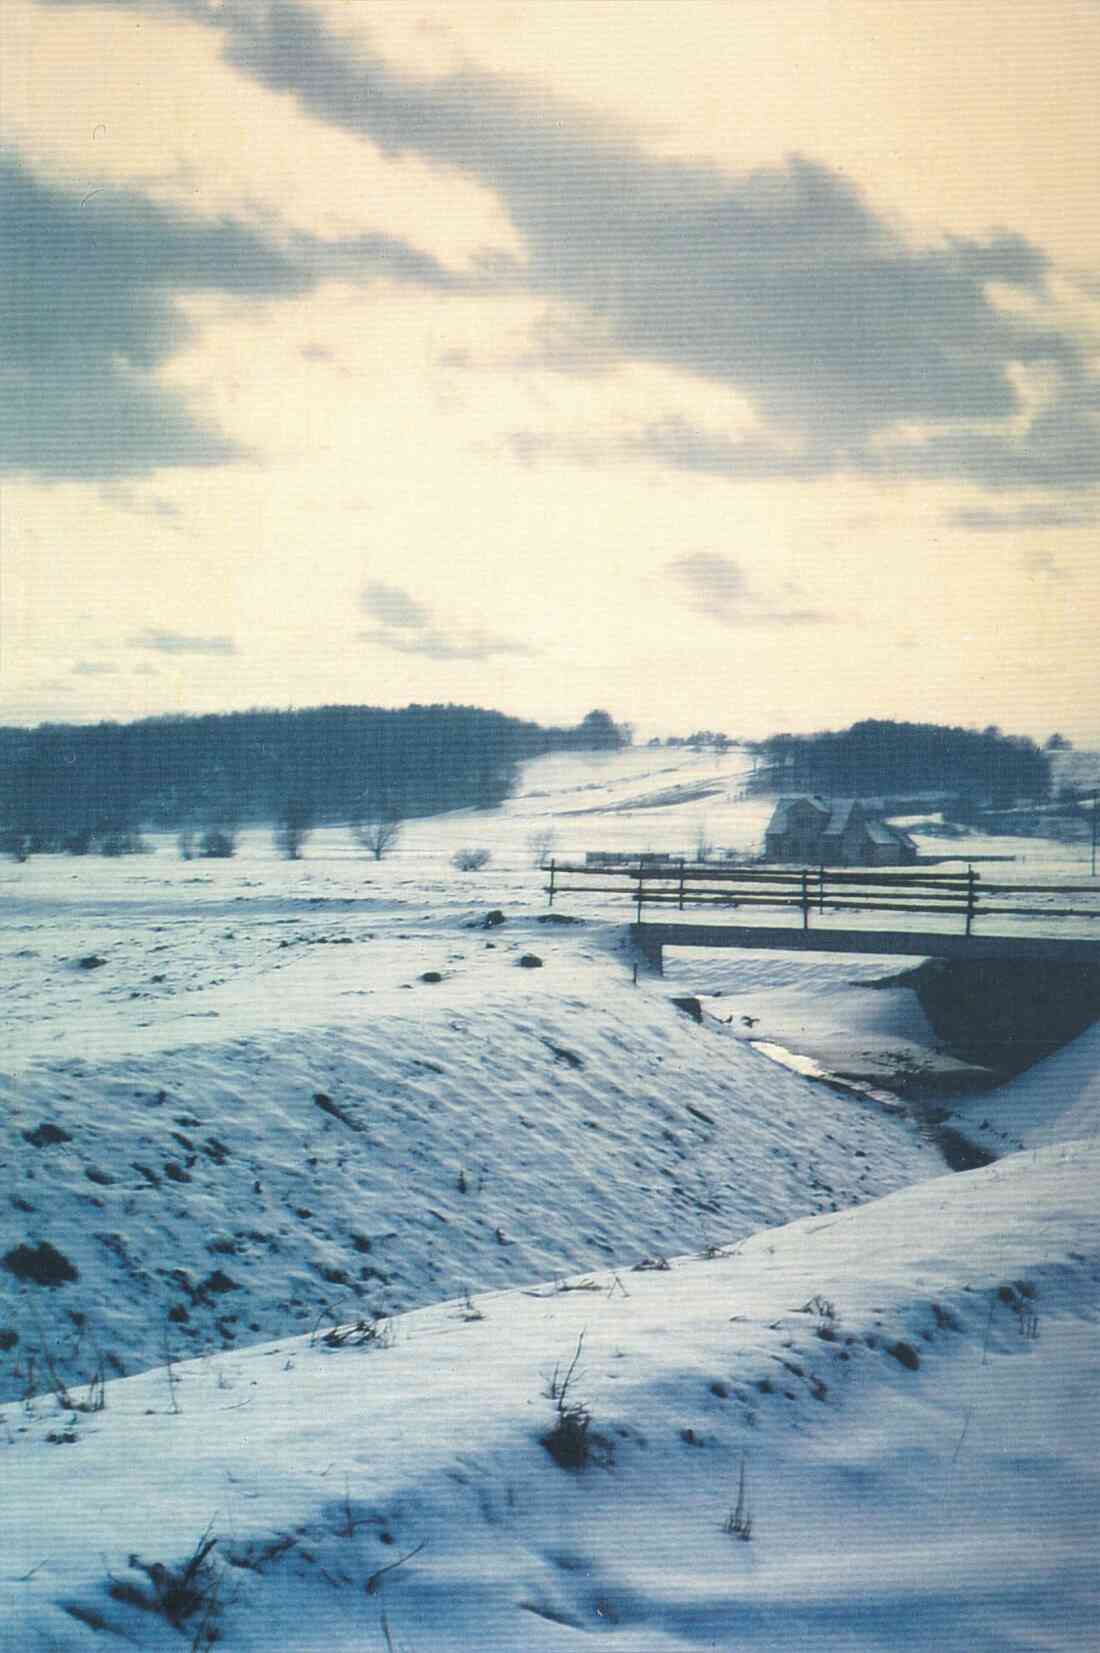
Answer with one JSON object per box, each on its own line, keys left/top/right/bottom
{"left": 764, "top": 796, "right": 917, "bottom": 866}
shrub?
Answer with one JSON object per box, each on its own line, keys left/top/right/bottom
{"left": 315, "top": 1314, "right": 393, "bottom": 1350}
{"left": 108, "top": 1525, "right": 221, "bottom": 1637}
{"left": 452, "top": 846, "right": 491, "bottom": 871}
{"left": 542, "top": 1333, "right": 610, "bottom": 1471}
{"left": 199, "top": 827, "right": 237, "bottom": 858}
{"left": 1, "top": 829, "right": 31, "bottom": 862}
{"left": 543, "top": 1395, "right": 593, "bottom": 1470}
{"left": 722, "top": 1456, "right": 753, "bottom": 1540}
{"left": 98, "top": 829, "right": 147, "bottom": 857}
{"left": 802, "top": 1294, "right": 838, "bottom": 1339}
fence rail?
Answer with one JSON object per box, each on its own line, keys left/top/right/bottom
{"left": 543, "top": 859, "right": 1100, "bottom": 938}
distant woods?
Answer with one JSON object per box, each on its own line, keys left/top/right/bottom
{"left": 747, "top": 719, "right": 1050, "bottom": 805}
{"left": 0, "top": 703, "right": 629, "bottom": 856}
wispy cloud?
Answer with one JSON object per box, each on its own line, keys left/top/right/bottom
{"left": 361, "top": 582, "right": 433, "bottom": 630}
{"left": 2, "top": 147, "right": 463, "bottom": 481}
{"left": 360, "top": 626, "right": 534, "bottom": 662}
{"left": 71, "top": 660, "right": 119, "bottom": 675}
{"left": 1023, "top": 550, "right": 1068, "bottom": 581}
{"left": 99, "top": 483, "right": 187, "bottom": 529}
{"left": 358, "top": 580, "right": 533, "bottom": 660}
{"left": 947, "top": 503, "right": 1097, "bottom": 532}
{"left": 130, "top": 629, "right": 238, "bottom": 655}
{"left": 666, "top": 553, "right": 836, "bottom": 628}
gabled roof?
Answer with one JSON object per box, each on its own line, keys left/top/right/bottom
{"left": 865, "top": 819, "right": 916, "bottom": 848}
{"left": 822, "top": 799, "right": 860, "bottom": 837}
{"left": 766, "top": 795, "right": 831, "bottom": 833}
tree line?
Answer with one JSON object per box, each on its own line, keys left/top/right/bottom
{"left": 0, "top": 704, "right": 629, "bottom": 857}
{"left": 746, "top": 719, "right": 1050, "bottom": 806}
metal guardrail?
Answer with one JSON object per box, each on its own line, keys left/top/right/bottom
{"left": 543, "top": 859, "right": 1100, "bottom": 936}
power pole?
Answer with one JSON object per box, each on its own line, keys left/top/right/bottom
{"left": 1082, "top": 792, "right": 1099, "bottom": 878}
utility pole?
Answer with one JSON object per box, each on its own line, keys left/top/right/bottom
{"left": 1080, "top": 792, "right": 1099, "bottom": 877}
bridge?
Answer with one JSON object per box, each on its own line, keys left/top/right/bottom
{"left": 543, "top": 860, "right": 1100, "bottom": 975}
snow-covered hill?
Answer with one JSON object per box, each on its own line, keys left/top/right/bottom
{"left": 2, "top": 744, "right": 1097, "bottom": 1649}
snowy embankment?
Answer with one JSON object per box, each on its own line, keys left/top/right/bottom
{"left": 3, "top": 1140, "right": 1097, "bottom": 1651}
{"left": 946, "top": 1019, "right": 1100, "bottom": 1156}
{"left": 0, "top": 931, "right": 943, "bottom": 1405}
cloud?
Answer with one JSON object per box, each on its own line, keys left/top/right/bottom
{"left": 3, "top": 148, "right": 461, "bottom": 480}
{"left": 359, "top": 626, "right": 534, "bottom": 661}
{"left": 71, "top": 660, "right": 119, "bottom": 675}
{"left": 629, "top": 418, "right": 836, "bottom": 482}
{"left": 99, "top": 483, "right": 187, "bottom": 528}
{"left": 1023, "top": 550, "right": 1068, "bottom": 580}
{"left": 666, "top": 553, "right": 836, "bottom": 628}
{"left": 507, "top": 416, "right": 837, "bottom": 482}
{"left": 92, "top": 0, "right": 1092, "bottom": 491}
{"left": 358, "top": 579, "right": 532, "bottom": 659}
{"left": 947, "top": 503, "right": 1097, "bottom": 531}
{"left": 360, "top": 581, "right": 433, "bottom": 630}
{"left": 36, "top": 0, "right": 1098, "bottom": 489}
{"left": 130, "top": 628, "right": 238, "bottom": 655}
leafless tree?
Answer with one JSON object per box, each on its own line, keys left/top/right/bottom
{"left": 353, "top": 813, "right": 403, "bottom": 861}
{"left": 527, "top": 825, "right": 557, "bottom": 867}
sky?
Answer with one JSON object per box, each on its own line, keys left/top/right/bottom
{"left": 2, "top": 0, "right": 1098, "bottom": 742}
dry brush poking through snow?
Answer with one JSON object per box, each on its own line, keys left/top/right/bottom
{"left": 0, "top": 940, "right": 944, "bottom": 1400}
{"left": 1, "top": 1141, "right": 1097, "bottom": 1651}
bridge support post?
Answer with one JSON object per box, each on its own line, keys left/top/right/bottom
{"left": 632, "top": 926, "right": 664, "bottom": 976}
{"left": 965, "top": 866, "right": 977, "bottom": 935}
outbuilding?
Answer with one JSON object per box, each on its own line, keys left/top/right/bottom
{"left": 764, "top": 796, "right": 917, "bottom": 866}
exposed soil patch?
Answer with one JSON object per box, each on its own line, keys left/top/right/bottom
{"left": 2, "top": 1240, "right": 80, "bottom": 1287}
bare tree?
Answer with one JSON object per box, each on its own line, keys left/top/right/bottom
{"left": 527, "top": 825, "right": 557, "bottom": 867}
{"left": 276, "top": 796, "right": 313, "bottom": 860}
{"left": 353, "top": 813, "right": 403, "bottom": 861}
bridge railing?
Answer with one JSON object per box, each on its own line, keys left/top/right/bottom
{"left": 541, "top": 860, "right": 1100, "bottom": 935}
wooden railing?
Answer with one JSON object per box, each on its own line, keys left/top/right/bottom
{"left": 543, "top": 860, "right": 1100, "bottom": 936}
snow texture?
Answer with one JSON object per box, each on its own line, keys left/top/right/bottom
{"left": 1, "top": 746, "right": 1097, "bottom": 1649}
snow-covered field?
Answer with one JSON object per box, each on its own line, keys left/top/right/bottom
{"left": 2, "top": 746, "right": 1098, "bottom": 1649}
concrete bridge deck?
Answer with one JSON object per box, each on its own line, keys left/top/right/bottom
{"left": 631, "top": 921, "right": 1100, "bottom": 974}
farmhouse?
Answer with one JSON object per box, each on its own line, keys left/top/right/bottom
{"left": 764, "top": 796, "right": 918, "bottom": 866}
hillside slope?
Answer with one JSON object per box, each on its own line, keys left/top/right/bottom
{"left": 0, "top": 941, "right": 941, "bottom": 1402}
{"left": 3, "top": 1139, "right": 1096, "bottom": 1651}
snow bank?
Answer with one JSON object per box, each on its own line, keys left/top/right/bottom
{"left": 0, "top": 950, "right": 942, "bottom": 1403}
{"left": 948, "top": 1019, "right": 1100, "bottom": 1155}
{"left": 3, "top": 1139, "right": 1096, "bottom": 1651}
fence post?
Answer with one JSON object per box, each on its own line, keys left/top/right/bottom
{"left": 965, "top": 865, "right": 977, "bottom": 935}
{"left": 819, "top": 863, "right": 825, "bottom": 913}
{"left": 548, "top": 857, "right": 556, "bottom": 908}
{"left": 636, "top": 867, "right": 645, "bottom": 926}
{"left": 679, "top": 857, "right": 686, "bottom": 912}
{"left": 801, "top": 868, "right": 811, "bottom": 929}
